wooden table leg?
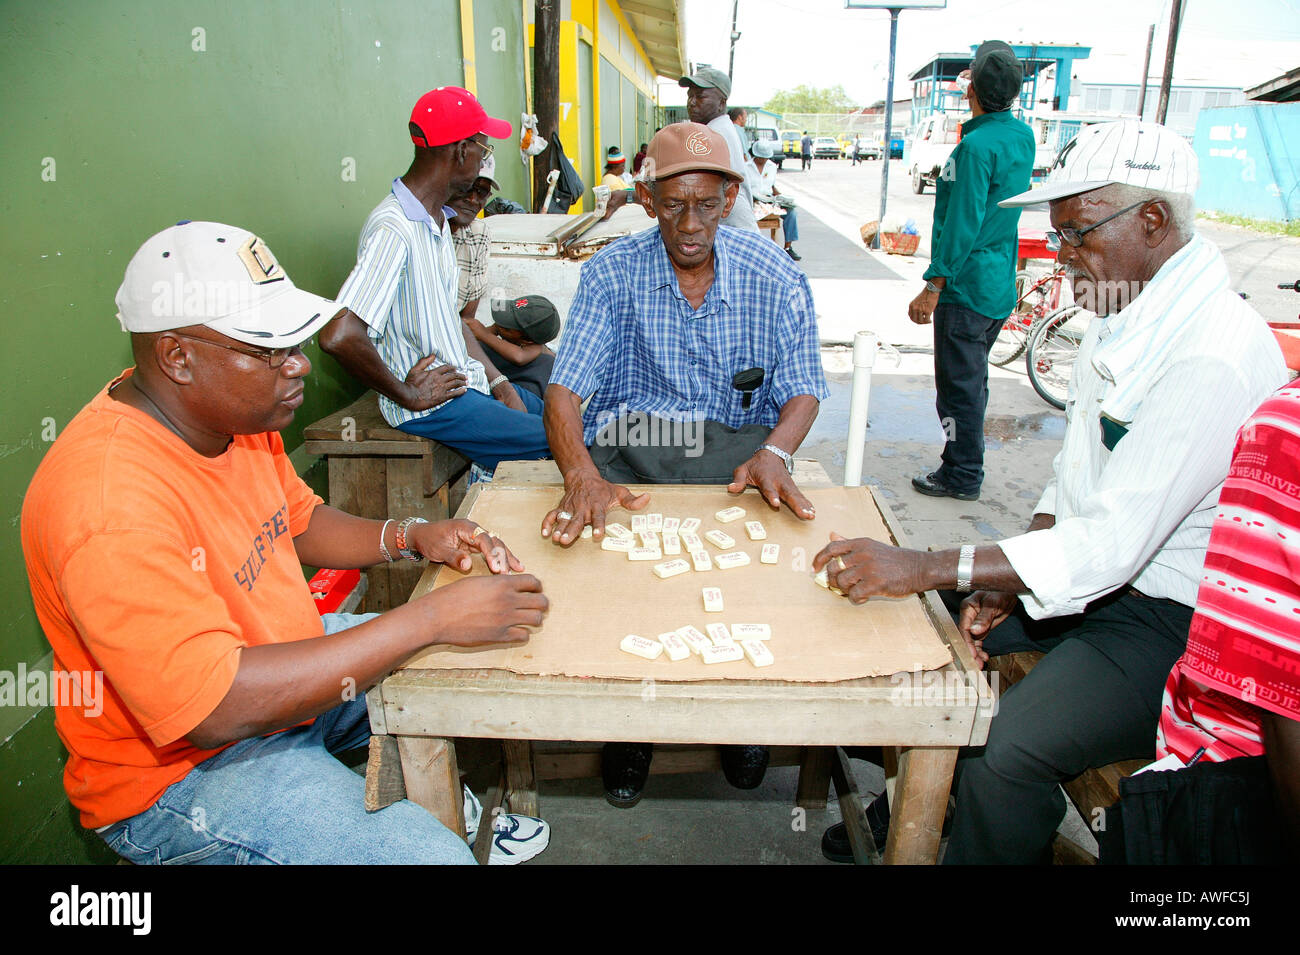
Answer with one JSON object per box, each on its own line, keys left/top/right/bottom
{"left": 882, "top": 745, "right": 957, "bottom": 865}
{"left": 795, "top": 746, "right": 833, "bottom": 810}
{"left": 396, "top": 736, "right": 466, "bottom": 840}
{"left": 502, "top": 740, "right": 539, "bottom": 817}
{"left": 830, "top": 746, "right": 881, "bottom": 865}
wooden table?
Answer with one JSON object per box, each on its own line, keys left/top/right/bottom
{"left": 365, "top": 461, "right": 994, "bottom": 864}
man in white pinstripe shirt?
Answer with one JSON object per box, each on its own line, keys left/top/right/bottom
{"left": 813, "top": 122, "right": 1289, "bottom": 864}
{"left": 321, "top": 87, "right": 551, "bottom": 471}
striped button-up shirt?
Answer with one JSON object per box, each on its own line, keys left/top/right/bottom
{"left": 999, "top": 234, "right": 1288, "bottom": 618}
{"left": 551, "top": 224, "right": 829, "bottom": 445}
{"left": 335, "top": 179, "right": 488, "bottom": 427}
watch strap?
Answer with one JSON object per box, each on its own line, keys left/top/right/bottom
{"left": 956, "top": 544, "right": 976, "bottom": 592}
{"left": 761, "top": 443, "right": 794, "bottom": 473}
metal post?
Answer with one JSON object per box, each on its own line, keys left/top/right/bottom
{"left": 873, "top": 8, "right": 900, "bottom": 251}
{"left": 1156, "top": 0, "right": 1186, "bottom": 125}
{"left": 728, "top": 0, "right": 740, "bottom": 80}
{"left": 844, "top": 331, "right": 878, "bottom": 487}
{"left": 1138, "top": 23, "right": 1154, "bottom": 120}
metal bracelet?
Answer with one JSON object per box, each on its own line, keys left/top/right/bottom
{"left": 924, "top": 280, "right": 943, "bottom": 294}
{"left": 956, "top": 544, "right": 976, "bottom": 593}
{"left": 378, "top": 519, "right": 395, "bottom": 563}
{"left": 488, "top": 375, "right": 509, "bottom": 390}
{"left": 396, "top": 516, "right": 429, "bottom": 562}
{"left": 761, "top": 443, "right": 794, "bottom": 474}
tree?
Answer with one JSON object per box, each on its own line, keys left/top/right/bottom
{"left": 765, "top": 84, "right": 858, "bottom": 116}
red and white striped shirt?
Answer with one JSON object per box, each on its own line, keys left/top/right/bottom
{"left": 1158, "top": 380, "right": 1300, "bottom": 763}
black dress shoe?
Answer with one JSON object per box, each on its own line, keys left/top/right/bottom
{"left": 785, "top": 246, "right": 802, "bottom": 261}
{"left": 821, "top": 791, "right": 892, "bottom": 863}
{"left": 720, "top": 744, "right": 770, "bottom": 789}
{"left": 911, "top": 470, "right": 980, "bottom": 501}
{"left": 602, "top": 742, "right": 653, "bottom": 808}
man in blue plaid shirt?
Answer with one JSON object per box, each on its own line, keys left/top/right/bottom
{"left": 538, "top": 121, "right": 829, "bottom": 806}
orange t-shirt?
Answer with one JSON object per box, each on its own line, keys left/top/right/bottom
{"left": 21, "top": 370, "right": 325, "bottom": 828}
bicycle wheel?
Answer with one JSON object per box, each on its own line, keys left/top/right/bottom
{"left": 1026, "top": 305, "right": 1086, "bottom": 410}
{"left": 991, "top": 270, "right": 1060, "bottom": 367}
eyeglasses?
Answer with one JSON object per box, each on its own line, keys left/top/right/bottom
{"left": 472, "top": 139, "right": 494, "bottom": 160}
{"left": 1045, "top": 201, "right": 1148, "bottom": 252}
{"left": 172, "top": 332, "right": 303, "bottom": 369}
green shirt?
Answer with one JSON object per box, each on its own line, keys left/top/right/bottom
{"left": 924, "top": 111, "right": 1035, "bottom": 320}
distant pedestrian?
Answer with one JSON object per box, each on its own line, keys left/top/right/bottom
{"left": 728, "top": 106, "right": 750, "bottom": 154}
{"left": 800, "top": 131, "right": 812, "bottom": 171}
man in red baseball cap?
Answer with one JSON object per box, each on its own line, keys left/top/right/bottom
{"left": 322, "top": 88, "right": 552, "bottom": 471}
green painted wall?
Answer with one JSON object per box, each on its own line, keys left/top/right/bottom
{"left": 0, "top": 0, "right": 526, "bottom": 864}
{"left": 472, "top": 0, "right": 531, "bottom": 208}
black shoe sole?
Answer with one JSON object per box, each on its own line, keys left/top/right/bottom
{"left": 604, "top": 790, "right": 643, "bottom": 809}
{"left": 910, "top": 477, "right": 980, "bottom": 501}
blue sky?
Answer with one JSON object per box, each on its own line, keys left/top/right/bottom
{"left": 669, "top": 0, "right": 1299, "bottom": 106}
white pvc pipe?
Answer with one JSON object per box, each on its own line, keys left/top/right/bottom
{"left": 843, "top": 330, "right": 877, "bottom": 487}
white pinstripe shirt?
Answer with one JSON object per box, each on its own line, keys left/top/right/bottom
{"left": 999, "top": 234, "right": 1288, "bottom": 618}
{"left": 335, "top": 179, "right": 488, "bottom": 427}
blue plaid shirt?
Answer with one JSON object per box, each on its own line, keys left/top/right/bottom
{"left": 551, "top": 225, "right": 828, "bottom": 445}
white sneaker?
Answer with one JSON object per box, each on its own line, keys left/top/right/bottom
{"left": 462, "top": 785, "right": 550, "bottom": 865}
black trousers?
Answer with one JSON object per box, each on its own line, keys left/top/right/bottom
{"left": 932, "top": 302, "right": 1003, "bottom": 494}
{"left": 941, "top": 589, "right": 1193, "bottom": 864}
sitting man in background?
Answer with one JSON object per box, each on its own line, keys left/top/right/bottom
{"left": 750, "top": 139, "right": 802, "bottom": 261}
{"left": 466, "top": 294, "right": 560, "bottom": 400}
{"left": 540, "top": 122, "right": 828, "bottom": 806}
{"left": 321, "top": 86, "right": 550, "bottom": 472}
{"left": 811, "top": 121, "right": 1287, "bottom": 864}
{"left": 21, "top": 221, "right": 549, "bottom": 864}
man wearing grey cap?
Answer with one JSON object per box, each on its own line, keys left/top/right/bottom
{"left": 909, "top": 40, "right": 1035, "bottom": 503}
{"left": 680, "top": 66, "right": 760, "bottom": 234}
{"left": 814, "top": 121, "right": 1287, "bottom": 863}
{"left": 21, "top": 221, "right": 549, "bottom": 864}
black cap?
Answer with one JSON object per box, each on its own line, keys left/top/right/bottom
{"left": 490, "top": 294, "right": 561, "bottom": 345}
{"left": 970, "top": 40, "right": 1022, "bottom": 112}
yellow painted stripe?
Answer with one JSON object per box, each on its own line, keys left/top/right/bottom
{"left": 459, "top": 0, "right": 476, "bottom": 93}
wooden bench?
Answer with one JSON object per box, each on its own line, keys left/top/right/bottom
{"left": 303, "top": 392, "right": 470, "bottom": 612}
{"left": 990, "top": 651, "right": 1148, "bottom": 864}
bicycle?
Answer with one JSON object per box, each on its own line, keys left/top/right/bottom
{"left": 1025, "top": 303, "right": 1090, "bottom": 410}
{"left": 989, "top": 266, "right": 1069, "bottom": 367}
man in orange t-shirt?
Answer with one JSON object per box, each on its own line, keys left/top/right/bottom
{"left": 21, "top": 221, "right": 549, "bottom": 864}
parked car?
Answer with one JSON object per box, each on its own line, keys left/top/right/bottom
{"left": 750, "top": 126, "right": 783, "bottom": 169}
{"left": 780, "top": 129, "right": 802, "bottom": 159}
{"left": 908, "top": 113, "right": 964, "bottom": 193}
{"left": 813, "top": 136, "right": 840, "bottom": 159}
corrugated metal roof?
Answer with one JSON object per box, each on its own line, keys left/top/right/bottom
{"left": 616, "top": 0, "right": 686, "bottom": 80}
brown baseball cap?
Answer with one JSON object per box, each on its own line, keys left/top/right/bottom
{"left": 643, "top": 122, "right": 743, "bottom": 183}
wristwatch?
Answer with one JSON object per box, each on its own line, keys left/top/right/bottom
{"left": 924, "top": 280, "right": 944, "bottom": 294}
{"left": 395, "top": 516, "right": 429, "bottom": 562}
{"left": 761, "top": 443, "right": 794, "bottom": 473}
{"left": 956, "top": 545, "right": 976, "bottom": 593}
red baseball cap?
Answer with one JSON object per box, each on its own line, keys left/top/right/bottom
{"left": 408, "top": 86, "right": 513, "bottom": 148}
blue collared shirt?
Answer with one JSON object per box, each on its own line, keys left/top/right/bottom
{"left": 551, "top": 225, "right": 829, "bottom": 444}
{"left": 335, "top": 178, "right": 488, "bottom": 427}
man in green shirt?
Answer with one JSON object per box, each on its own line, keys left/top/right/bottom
{"left": 908, "top": 41, "right": 1035, "bottom": 501}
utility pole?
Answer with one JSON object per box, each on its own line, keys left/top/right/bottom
{"left": 532, "top": 0, "right": 560, "bottom": 212}
{"left": 1156, "top": 0, "right": 1186, "bottom": 125}
{"left": 1137, "top": 23, "right": 1154, "bottom": 119}
{"left": 728, "top": 0, "right": 741, "bottom": 80}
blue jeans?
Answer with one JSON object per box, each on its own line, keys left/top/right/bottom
{"left": 397, "top": 384, "right": 550, "bottom": 470}
{"left": 98, "top": 613, "right": 475, "bottom": 865}
{"left": 782, "top": 207, "right": 799, "bottom": 244}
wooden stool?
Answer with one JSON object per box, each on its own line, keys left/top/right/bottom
{"left": 303, "top": 392, "right": 470, "bottom": 611}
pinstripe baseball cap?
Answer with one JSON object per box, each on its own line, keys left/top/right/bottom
{"left": 999, "top": 120, "right": 1199, "bottom": 207}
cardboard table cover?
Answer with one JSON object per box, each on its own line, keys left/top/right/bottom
{"left": 401, "top": 485, "right": 952, "bottom": 682}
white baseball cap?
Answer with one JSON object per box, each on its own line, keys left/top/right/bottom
{"left": 999, "top": 120, "right": 1199, "bottom": 208}
{"left": 115, "top": 221, "right": 335, "bottom": 348}
{"left": 477, "top": 153, "right": 501, "bottom": 192}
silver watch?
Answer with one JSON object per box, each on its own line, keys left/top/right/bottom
{"left": 761, "top": 443, "right": 794, "bottom": 473}
{"left": 956, "top": 545, "right": 976, "bottom": 593}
